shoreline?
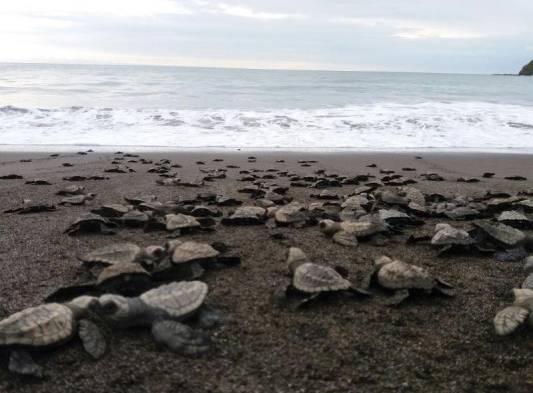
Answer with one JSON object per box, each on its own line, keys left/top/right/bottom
{"left": 2, "top": 145, "right": 533, "bottom": 154}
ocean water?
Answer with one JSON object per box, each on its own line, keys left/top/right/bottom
{"left": 0, "top": 63, "right": 533, "bottom": 152}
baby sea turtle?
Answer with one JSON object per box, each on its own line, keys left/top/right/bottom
{"left": 494, "top": 289, "right": 533, "bottom": 335}
{"left": 0, "top": 296, "right": 105, "bottom": 378}
{"left": 80, "top": 243, "right": 143, "bottom": 266}
{"left": 278, "top": 248, "right": 371, "bottom": 308}
{"left": 473, "top": 220, "right": 525, "bottom": 249}
{"left": 165, "top": 214, "right": 201, "bottom": 233}
{"left": 431, "top": 223, "right": 475, "bottom": 254}
{"left": 362, "top": 256, "right": 454, "bottom": 305}
{"left": 93, "top": 281, "right": 221, "bottom": 356}
{"left": 65, "top": 213, "right": 118, "bottom": 236}
{"left": 221, "top": 206, "right": 266, "bottom": 225}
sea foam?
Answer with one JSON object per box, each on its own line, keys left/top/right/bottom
{"left": 1, "top": 101, "right": 533, "bottom": 151}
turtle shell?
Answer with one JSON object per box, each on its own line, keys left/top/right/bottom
{"left": 474, "top": 220, "right": 526, "bottom": 248}
{"left": 165, "top": 214, "right": 201, "bottom": 231}
{"left": 292, "top": 263, "right": 351, "bottom": 293}
{"left": 0, "top": 304, "right": 75, "bottom": 347}
{"left": 275, "top": 202, "right": 307, "bottom": 225}
{"left": 340, "top": 221, "right": 381, "bottom": 237}
{"left": 222, "top": 206, "right": 266, "bottom": 225}
{"left": 80, "top": 243, "right": 142, "bottom": 266}
{"left": 431, "top": 224, "right": 474, "bottom": 246}
{"left": 96, "top": 262, "right": 151, "bottom": 287}
{"left": 139, "top": 281, "right": 208, "bottom": 319}
{"left": 377, "top": 260, "right": 434, "bottom": 290}
{"left": 171, "top": 241, "right": 220, "bottom": 265}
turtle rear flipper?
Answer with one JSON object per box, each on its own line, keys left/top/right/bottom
{"left": 9, "top": 350, "right": 43, "bottom": 378}
{"left": 151, "top": 320, "right": 211, "bottom": 356}
{"left": 494, "top": 306, "right": 529, "bottom": 336}
{"left": 78, "top": 319, "right": 106, "bottom": 359}
{"left": 385, "top": 289, "right": 410, "bottom": 306}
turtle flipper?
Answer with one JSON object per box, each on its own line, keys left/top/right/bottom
{"left": 196, "top": 305, "right": 223, "bottom": 329}
{"left": 360, "top": 267, "right": 377, "bottom": 290}
{"left": 274, "top": 285, "right": 320, "bottom": 309}
{"left": 78, "top": 319, "right": 106, "bottom": 359}
{"left": 385, "top": 289, "right": 410, "bottom": 306}
{"left": 494, "top": 306, "right": 529, "bottom": 336}
{"left": 436, "top": 277, "right": 454, "bottom": 289}
{"left": 151, "top": 320, "right": 211, "bottom": 356}
{"left": 8, "top": 350, "right": 43, "bottom": 378}
{"left": 348, "top": 286, "right": 373, "bottom": 296}
{"left": 435, "top": 286, "right": 455, "bottom": 297}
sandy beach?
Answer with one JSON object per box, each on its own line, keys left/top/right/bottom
{"left": 1, "top": 150, "right": 533, "bottom": 393}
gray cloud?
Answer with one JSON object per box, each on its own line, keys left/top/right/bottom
{"left": 0, "top": 0, "right": 531, "bottom": 73}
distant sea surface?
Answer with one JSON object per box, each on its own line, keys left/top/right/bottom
{"left": 1, "top": 63, "right": 533, "bottom": 152}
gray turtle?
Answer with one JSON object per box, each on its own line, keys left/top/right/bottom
{"left": 473, "top": 220, "right": 526, "bottom": 249}
{"left": 494, "top": 289, "right": 533, "bottom": 335}
{"left": 221, "top": 206, "right": 266, "bottom": 225}
{"left": 279, "top": 247, "right": 371, "bottom": 308}
{"left": 165, "top": 214, "right": 201, "bottom": 233}
{"left": 431, "top": 223, "right": 475, "bottom": 254}
{"left": 80, "top": 243, "right": 143, "bottom": 267}
{"left": 362, "top": 256, "right": 454, "bottom": 305}
{"left": 92, "top": 281, "right": 221, "bottom": 356}
{"left": 0, "top": 296, "right": 105, "bottom": 378}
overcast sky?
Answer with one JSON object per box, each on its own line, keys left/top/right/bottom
{"left": 0, "top": 0, "right": 531, "bottom": 73}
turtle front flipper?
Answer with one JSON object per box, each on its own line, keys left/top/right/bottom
{"left": 78, "top": 319, "right": 106, "bottom": 359}
{"left": 348, "top": 286, "right": 373, "bottom": 297}
{"left": 494, "top": 306, "right": 529, "bottom": 335}
{"left": 8, "top": 350, "right": 43, "bottom": 378}
{"left": 151, "top": 320, "right": 211, "bottom": 356}
{"left": 385, "top": 289, "right": 410, "bottom": 306}
{"left": 436, "top": 277, "right": 454, "bottom": 289}
{"left": 360, "top": 267, "right": 377, "bottom": 290}
{"left": 196, "top": 305, "right": 223, "bottom": 329}
{"left": 275, "top": 285, "right": 320, "bottom": 310}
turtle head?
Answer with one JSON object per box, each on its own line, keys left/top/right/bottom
{"left": 374, "top": 255, "right": 393, "bottom": 269}
{"left": 91, "top": 294, "right": 131, "bottom": 325}
{"left": 319, "top": 220, "right": 341, "bottom": 236}
{"left": 512, "top": 288, "right": 533, "bottom": 307}
{"left": 66, "top": 296, "right": 98, "bottom": 317}
{"left": 286, "top": 247, "right": 309, "bottom": 274}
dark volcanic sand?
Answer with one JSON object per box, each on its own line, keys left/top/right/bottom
{"left": 0, "top": 151, "right": 532, "bottom": 393}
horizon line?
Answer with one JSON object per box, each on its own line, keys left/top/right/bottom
{"left": 0, "top": 60, "right": 494, "bottom": 76}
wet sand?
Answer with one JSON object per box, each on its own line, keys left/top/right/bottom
{"left": 1, "top": 150, "right": 533, "bottom": 393}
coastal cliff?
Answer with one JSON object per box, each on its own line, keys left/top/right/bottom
{"left": 519, "top": 60, "right": 533, "bottom": 75}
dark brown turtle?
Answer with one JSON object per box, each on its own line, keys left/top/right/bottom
{"left": 65, "top": 213, "right": 118, "bottom": 235}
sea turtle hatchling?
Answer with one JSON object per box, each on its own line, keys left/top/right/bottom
{"left": 277, "top": 247, "right": 371, "bottom": 309}
{"left": 361, "top": 256, "right": 454, "bottom": 305}
{"left": 0, "top": 296, "right": 105, "bottom": 378}
{"left": 494, "top": 288, "right": 533, "bottom": 335}
{"left": 92, "top": 281, "right": 221, "bottom": 356}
